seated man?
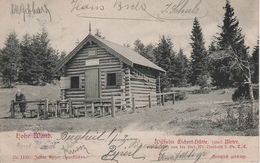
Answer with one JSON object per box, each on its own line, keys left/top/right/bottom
{"left": 15, "top": 89, "right": 26, "bottom": 118}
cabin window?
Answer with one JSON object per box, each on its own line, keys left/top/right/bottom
{"left": 107, "top": 73, "right": 116, "bottom": 86}
{"left": 71, "top": 76, "right": 80, "bottom": 88}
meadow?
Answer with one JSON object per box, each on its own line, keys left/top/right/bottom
{"left": 0, "top": 83, "right": 258, "bottom": 136}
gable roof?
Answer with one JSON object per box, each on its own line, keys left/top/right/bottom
{"left": 53, "top": 34, "right": 165, "bottom": 73}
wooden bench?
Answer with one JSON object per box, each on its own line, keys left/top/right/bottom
{"left": 73, "top": 106, "right": 83, "bottom": 118}
{"left": 37, "top": 103, "right": 45, "bottom": 119}
{"left": 59, "top": 101, "right": 69, "bottom": 117}
{"left": 95, "top": 101, "right": 113, "bottom": 116}
{"left": 30, "top": 109, "right": 36, "bottom": 118}
{"left": 48, "top": 101, "right": 58, "bottom": 117}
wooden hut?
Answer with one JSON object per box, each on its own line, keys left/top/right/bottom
{"left": 53, "top": 33, "right": 165, "bottom": 109}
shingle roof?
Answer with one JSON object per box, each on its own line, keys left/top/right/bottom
{"left": 53, "top": 34, "right": 165, "bottom": 73}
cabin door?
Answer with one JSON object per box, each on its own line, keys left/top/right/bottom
{"left": 85, "top": 69, "right": 99, "bottom": 98}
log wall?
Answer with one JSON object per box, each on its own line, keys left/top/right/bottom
{"left": 63, "top": 42, "right": 123, "bottom": 107}
{"left": 61, "top": 42, "right": 159, "bottom": 109}
{"left": 124, "top": 65, "right": 158, "bottom": 108}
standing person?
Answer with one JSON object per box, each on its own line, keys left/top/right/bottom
{"left": 15, "top": 89, "right": 26, "bottom": 118}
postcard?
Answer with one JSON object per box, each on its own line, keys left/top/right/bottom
{"left": 0, "top": 0, "right": 259, "bottom": 162}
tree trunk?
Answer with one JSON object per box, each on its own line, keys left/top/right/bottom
{"left": 247, "top": 71, "right": 255, "bottom": 125}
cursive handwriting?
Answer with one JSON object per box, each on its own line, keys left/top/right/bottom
{"left": 101, "top": 144, "right": 145, "bottom": 163}
{"left": 113, "top": 0, "right": 146, "bottom": 12}
{"left": 157, "top": 147, "right": 206, "bottom": 163}
{"left": 61, "top": 142, "right": 90, "bottom": 160}
{"left": 58, "top": 130, "right": 106, "bottom": 147}
{"left": 76, "top": 0, "right": 164, "bottom": 22}
{"left": 10, "top": 2, "right": 52, "bottom": 22}
{"left": 108, "top": 133, "right": 140, "bottom": 147}
{"left": 161, "top": 0, "right": 201, "bottom": 14}
{"left": 73, "top": 0, "right": 207, "bottom": 22}
{"left": 71, "top": 0, "right": 104, "bottom": 12}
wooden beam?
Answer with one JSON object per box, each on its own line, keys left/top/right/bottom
{"left": 55, "top": 101, "right": 59, "bottom": 118}
{"left": 132, "top": 96, "right": 135, "bottom": 113}
{"left": 158, "top": 76, "right": 161, "bottom": 105}
{"left": 172, "top": 93, "right": 175, "bottom": 105}
{"left": 91, "top": 102, "right": 94, "bottom": 116}
{"left": 99, "top": 68, "right": 102, "bottom": 98}
{"left": 102, "top": 102, "right": 105, "bottom": 116}
{"left": 75, "top": 108, "right": 79, "bottom": 118}
{"left": 148, "top": 93, "right": 152, "bottom": 108}
{"left": 13, "top": 100, "right": 45, "bottom": 104}
{"left": 84, "top": 102, "right": 87, "bottom": 117}
{"left": 69, "top": 99, "right": 73, "bottom": 118}
{"left": 111, "top": 96, "right": 115, "bottom": 118}
{"left": 162, "top": 94, "right": 165, "bottom": 106}
{"left": 44, "top": 99, "right": 48, "bottom": 119}
{"left": 11, "top": 100, "right": 15, "bottom": 118}
{"left": 38, "top": 104, "right": 41, "bottom": 120}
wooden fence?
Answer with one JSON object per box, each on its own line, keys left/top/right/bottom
{"left": 10, "top": 92, "right": 175, "bottom": 119}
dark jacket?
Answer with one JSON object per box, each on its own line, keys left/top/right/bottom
{"left": 16, "top": 93, "right": 26, "bottom": 112}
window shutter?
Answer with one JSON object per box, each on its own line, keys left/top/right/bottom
{"left": 60, "top": 77, "right": 71, "bottom": 89}
{"left": 116, "top": 71, "right": 122, "bottom": 86}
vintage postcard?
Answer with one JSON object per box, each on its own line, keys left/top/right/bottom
{"left": 0, "top": 0, "right": 259, "bottom": 162}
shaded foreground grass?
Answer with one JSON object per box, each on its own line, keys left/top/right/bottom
{"left": 0, "top": 84, "right": 258, "bottom": 136}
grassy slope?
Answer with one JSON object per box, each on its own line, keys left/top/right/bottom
{"left": 0, "top": 84, "right": 258, "bottom": 136}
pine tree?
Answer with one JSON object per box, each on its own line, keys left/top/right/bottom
{"left": 190, "top": 17, "right": 208, "bottom": 85}
{"left": 251, "top": 38, "right": 259, "bottom": 83}
{"left": 59, "top": 50, "right": 67, "bottom": 62}
{"left": 213, "top": 0, "right": 249, "bottom": 87}
{"left": 20, "top": 33, "right": 34, "bottom": 83}
{"left": 208, "top": 41, "right": 217, "bottom": 54}
{"left": 153, "top": 35, "right": 176, "bottom": 91}
{"left": 30, "top": 28, "right": 58, "bottom": 84}
{"left": 0, "top": 31, "right": 21, "bottom": 87}
{"left": 207, "top": 41, "right": 217, "bottom": 83}
{"left": 154, "top": 36, "right": 175, "bottom": 72}
{"left": 133, "top": 39, "right": 154, "bottom": 61}
{"left": 217, "top": 0, "right": 248, "bottom": 55}
{"left": 172, "top": 49, "right": 190, "bottom": 86}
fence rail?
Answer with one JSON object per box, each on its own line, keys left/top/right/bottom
{"left": 10, "top": 92, "right": 175, "bottom": 119}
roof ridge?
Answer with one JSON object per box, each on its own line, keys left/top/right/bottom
{"left": 92, "top": 35, "right": 165, "bottom": 72}
{"left": 53, "top": 34, "right": 165, "bottom": 73}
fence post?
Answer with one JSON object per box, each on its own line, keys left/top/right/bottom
{"left": 162, "top": 94, "right": 165, "bottom": 106}
{"left": 38, "top": 102, "right": 41, "bottom": 120}
{"left": 132, "top": 96, "right": 135, "bottom": 113}
{"left": 44, "top": 99, "right": 48, "bottom": 119}
{"left": 69, "top": 99, "right": 72, "bottom": 118}
{"left": 84, "top": 102, "right": 87, "bottom": 118}
{"left": 158, "top": 94, "right": 161, "bottom": 105}
{"left": 102, "top": 103, "right": 105, "bottom": 116}
{"left": 57, "top": 101, "right": 60, "bottom": 117}
{"left": 91, "top": 102, "right": 94, "bottom": 116}
{"left": 148, "top": 93, "right": 152, "bottom": 108}
{"left": 11, "top": 100, "right": 15, "bottom": 118}
{"left": 111, "top": 96, "right": 115, "bottom": 118}
{"left": 172, "top": 93, "right": 175, "bottom": 105}
{"left": 55, "top": 101, "right": 58, "bottom": 118}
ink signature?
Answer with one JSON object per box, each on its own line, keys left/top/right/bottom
{"left": 61, "top": 142, "right": 90, "bottom": 160}
{"left": 57, "top": 130, "right": 106, "bottom": 147}
{"left": 155, "top": 147, "right": 206, "bottom": 163}
{"left": 101, "top": 144, "right": 146, "bottom": 163}
{"left": 108, "top": 133, "right": 141, "bottom": 147}
{"left": 72, "top": 0, "right": 208, "bottom": 22}
{"left": 10, "top": 2, "right": 52, "bottom": 22}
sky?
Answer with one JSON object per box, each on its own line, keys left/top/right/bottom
{"left": 0, "top": 0, "right": 258, "bottom": 57}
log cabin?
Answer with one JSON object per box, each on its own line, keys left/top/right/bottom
{"left": 53, "top": 33, "right": 165, "bottom": 109}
